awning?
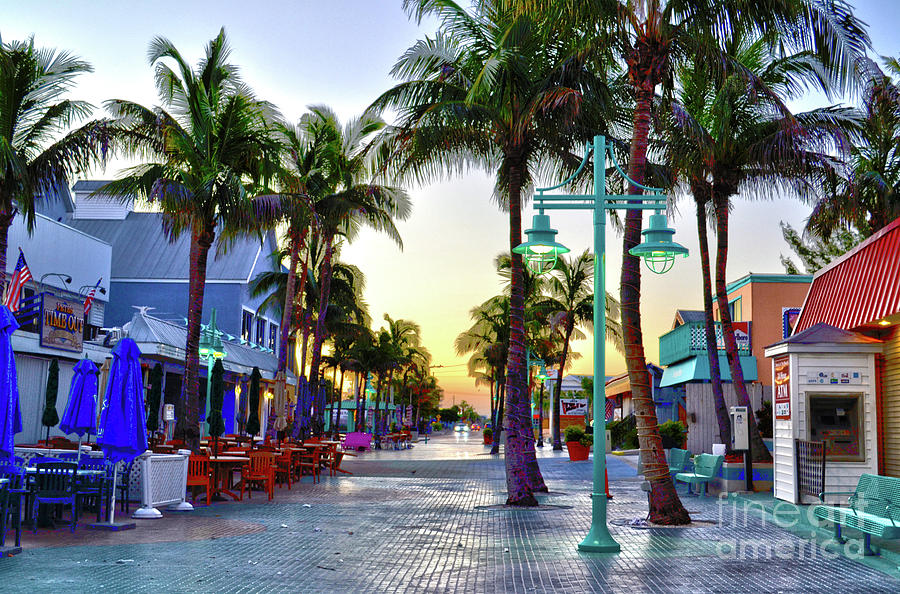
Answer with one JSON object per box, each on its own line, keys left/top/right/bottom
{"left": 659, "top": 354, "right": 757, "bottom": 387}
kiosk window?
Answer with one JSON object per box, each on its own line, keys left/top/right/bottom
{"left": 808, "top": 393, "right": 863, "bottom": 462}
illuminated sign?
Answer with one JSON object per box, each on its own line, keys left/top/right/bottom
{"left": 774, "top": 355, "right": 790, "bottom": 420}
{"left": 40, "top": 294, "right": 84, "bottom": 353}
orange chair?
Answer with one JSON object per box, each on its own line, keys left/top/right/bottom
{"left": 186, "top": 455, "right": 213, "bottom": 506}
{"left": 242, "top": 452, "right": 275, "bottom": 500}
{"left": 297, "top": 447, "right": 320, "bottom": 484}
{"left": 275, "top": 450, "right": 293, "bottom": 490}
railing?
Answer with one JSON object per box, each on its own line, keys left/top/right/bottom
{"left": 795, "top": 439, "right": 826, "bottom": 502}
{"left": 658, "top": 321, "right": 751, "bottom": 366}
{"left": 132, "top": 450, "right": 193, "bottom": 519}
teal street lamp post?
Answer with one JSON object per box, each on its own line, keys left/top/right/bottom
{"left": 536, "top": 362, "right": 547, "bottom": 447}
{"left": 514, "top": 135, "right": 689, "bottom": 553}
{"left": 199, "top": 308, "right": 227, "bottom": 437}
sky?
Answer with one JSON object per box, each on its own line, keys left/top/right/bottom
{"left": 4, "top": 1, "right": 899, "bottom": 415}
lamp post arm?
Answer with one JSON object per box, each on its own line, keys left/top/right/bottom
{"left": 534, "top": 141, "right": 593, "bottom": 194}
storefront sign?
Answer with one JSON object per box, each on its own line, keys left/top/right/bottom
{"left": 715, "top": 321, "right": 751, "bottom": 351}
{"left": 40, "top": 294, "right": 84, "bottom": 353}
{"left": 561, "top": 398, "right": 588, "bottom": 416}
{"left": 774, "top": 356, "right": 790, "bottom": 419}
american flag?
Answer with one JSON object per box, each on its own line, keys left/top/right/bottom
{"left": 3, "top": 249, "right": 33, "bottom": 312}
{"left": 605, "top": 397, "right": 615, "bottom": 422}
{"left": 83, "top": 277, "right": 102, "bottom": 317}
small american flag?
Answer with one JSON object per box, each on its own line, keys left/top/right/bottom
{"left": 3, "top": 249, "right": 33, "bottom": 312}
{"left": 84, "top": 277, "right": 102, "bottom": 317}
{"left": 605, "top": 398, "right": 614, "bottom": 422}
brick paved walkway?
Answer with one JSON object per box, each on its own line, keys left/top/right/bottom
{"left": 4, "top": 433, "right": 899, "bottom": 593}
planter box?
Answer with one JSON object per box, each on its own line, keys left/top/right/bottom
{"left": 710, "top": 461, "right": 774, "bottom": 495}
{"left": 566, "top": 441, "right": 590, "bottom": 461}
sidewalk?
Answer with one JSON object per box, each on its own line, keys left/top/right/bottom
{"left": 3, "top": 433, "right": 899, "bottom": 593}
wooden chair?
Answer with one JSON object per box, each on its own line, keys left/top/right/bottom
{"left": 296, "top": 447, "right": 320, "bottom": 484}
{"left": 242, "top": 452, "right": 275, "bottom": 500}
{"left": 186, "top": 455, "right": 213, "bottom": 506}
{"left": 275, "top": 450, "right": 294, "bottom": 490}
{"left": 31, "top": 462, "right": 78, "bottom": 533}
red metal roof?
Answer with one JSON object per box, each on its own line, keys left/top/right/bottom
{"left": 795, "top": 217, "right": 900, "bottom": 333}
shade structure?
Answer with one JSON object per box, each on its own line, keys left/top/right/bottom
{"left": 0, "top": 306, "right": 22, "bottom": 460}
{"left": 245, "top": 367, "right": 261, "bottom": 437}
{"left": 59, "top": 358, "right": 99, "bottom": 437}
{"left": 207, "top": 359, "right": 226, "bottom": 439}
{"left": 146, "top": 363, "right": 163, "bottom": 433}
{"left": 97, "top": 337, "right": 148, "bottom": 464}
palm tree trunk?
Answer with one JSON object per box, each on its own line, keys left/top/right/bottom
{"left": 623, "top": 87, "right": 689, "bottom": 524}
{"left": 551, "top": 322, "right": 575, "bottom": 450}
{"left": 355, "top": 371, "right": 364, "bottom": 431}
{"left": 308, "top": 232, "right": 335, "bottom": 434}
{"left": 713, "top": 194, "right": 771, "bottom": 462}
{"left": 300, "top": 310, "right": 311, "bottom": 378}
{"left": 278, "top": 226, "right": 307, "bottom": 374}
{"left": 695, "top": 192, "right": 731, "bottom": 448}
{"left": 178, "top": 223, "right": 214, "bottom": 453}
{"left": 491, "top": 377, "right": 505, "bottom": 456}
{"left": 504, "top": 159, "right": 544, "bottom": 505}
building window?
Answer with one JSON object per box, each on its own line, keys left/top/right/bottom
{"left": 808, "top": 393, "right": 864, "bottom": 462}
{"left": 241, "top": 310, "right": 253, "bottom": 342}
{"left": 728, "top": 297, "right": 742, "bottom": 322}
{"left": 269, "top": 323, "right": 278, "bottom": 352}
{"left": 256, "top": 317, "right": 267, "bottom": 346}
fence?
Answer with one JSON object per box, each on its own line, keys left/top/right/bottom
{"left": 132, "top": 451, "right": 192, "bottom": 519}
{"left": 795, "top": 439, "right": 826, "bottom": 503}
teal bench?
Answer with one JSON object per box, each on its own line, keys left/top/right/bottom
{"left": 813, "top": 473, "right": 900, "bottom": 556}
{"left": 674, "top": 454, "right": 724, "bottom": 496}
{"left": 668, "top": 448, "right": 691, "bottom": 478}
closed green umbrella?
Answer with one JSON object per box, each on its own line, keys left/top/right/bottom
{"left": 208, "top": 359, "right": 226, "bottom": 451}
{"left": 41, "top": 359, "right": 60, "bottom": 444}
{"left": 245, "top": 367, "right": 261, "bottom": 445}
{"left": 146, "top": 363, "right": 163, "bottom": 434}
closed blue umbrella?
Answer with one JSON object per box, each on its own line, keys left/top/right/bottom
{"left": 0, "top": 306, "right": 22, "bottom": 461}
{"left": 60, "top": 358, "right": 99, "bottom": 463}
{"left": 97, "top": 337, "right": 147, "bottom": 524}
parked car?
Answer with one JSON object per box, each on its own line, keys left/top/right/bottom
{"left": 453, "top": 423, "right": 470, "bottom": 433}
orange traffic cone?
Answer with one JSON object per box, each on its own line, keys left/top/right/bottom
{"left": 605, "top": 468, "right": 612, "bottom": 499}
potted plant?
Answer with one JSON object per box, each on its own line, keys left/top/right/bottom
{"left": 483, "top": 427, "right": 493, "bottom": 445}
{"left": 564, "top": 426, "right": 590, "bottom": 461}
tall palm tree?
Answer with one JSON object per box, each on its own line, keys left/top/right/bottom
{"left": 669, "top": 31, "right": 858, "bottom": 462}
{"left": 378, "top": 1, "right": 610, "bottom": 505}
{"left": 0, "top": 35, "right": 111, "bottom": 287}
{"left": 515, "top": 0, "right": 869, "bottom": 523}
{"left": 103, "top": 29, "right": 280, "bottom": 451}
{"left": 303, "top": 106, "right": 410, "bottom": 435}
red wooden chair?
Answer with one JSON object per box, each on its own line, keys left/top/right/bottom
{"left": 186, "top": 455, "right": 213, "bottom": 506}
{"left": 297, "top": 447, "right": 320, "bottom": 484}
{"left": 275, "top": 450, "right": 293, "bottom": 490}
{"left": 242, "top": 452, "right": 275, "bottom": 500}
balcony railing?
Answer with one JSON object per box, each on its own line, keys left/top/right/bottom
{"left": 658, "top": 321, "right": 751, "bottom": 366}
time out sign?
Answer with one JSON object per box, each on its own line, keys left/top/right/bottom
{"left": 40, "top": 294, "right": 84, "bottom": 353}
{"left": 774, "top": 355, "right": 790, "bottom": 420}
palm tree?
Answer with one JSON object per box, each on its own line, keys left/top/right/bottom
{"left": 102, "top": 29, "right": 280, "bottom": 451}
{"left": 378, "top": 1, "right": 611, "bottom": 505}
{"left": 668, "top": 31, "right": 858, "bottom": 462}
{"left": 0, "top": 35, "right": 110, "bottom": 287}
{"left": 303, "top": 106, "right": 411, "bottom": 435}
{"left": 808, "top": 57, "right": 900, "bottom": 238}
{"left": 515, "top": 0, "right": 869, "bottom": 523}
{"left": 541, "top": 250, "right": 623, "bottom": 450}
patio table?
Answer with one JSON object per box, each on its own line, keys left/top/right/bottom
{"left": 207, "top": 456, "right": 249, "bottom": 501}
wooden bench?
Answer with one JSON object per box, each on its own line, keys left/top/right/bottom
{"left": 342, "top": 432, "right": 372, "bottom": 452}
{"left": 667, "top": 448, "right": 691, "bottom": 478}
{"left": 813, "top": 473, "right": 900, "bottom": 556}
{"left": 674, "top": 453, "right": 724, "bottom": 496}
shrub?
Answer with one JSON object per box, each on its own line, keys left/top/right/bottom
{"left": 579, "top": 433, "right": 594, "bottom": 448}
{"left": 390, "top": 421, "right": 397, "bottom": 433}
{"left": 563, "top": 426, "right": 585, "bottom": 443}
{"left": 431, "top": 421, "right": 443, "bottom": 432}
{"left": 483, "top": 427, "right": 493, "bottom": 438}
{"left": 608, "top": 415, "right": 638, "bottom": 450}
{"left": 659, "top": 420, "right": 687, "bottom": 449}
{"left": 755, "top": 401, "right": 773, "bottom": 438}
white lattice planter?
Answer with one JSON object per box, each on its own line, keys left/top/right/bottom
{"left": 132, "top": 450, "right": 193, "bottom": 519}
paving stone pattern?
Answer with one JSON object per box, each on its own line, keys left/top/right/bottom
{"left": 4, "top": 433, "right": 899, "bottom": 593}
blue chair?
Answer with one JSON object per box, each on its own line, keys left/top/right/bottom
{"left": 75, "top": 458, "right": 108, "bottom": 522}
{"left": 0, "top": 464, "right": 26, "bottom": 548}
{"left": 31, "top": 462, "right": 78, "bottom": 533}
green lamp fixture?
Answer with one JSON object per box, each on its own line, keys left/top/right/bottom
{"left": 628, "top": 212, "right": 689, "bottom": 274}
{"left": 512, "top": 212, "right": 570, "bottom": 274}
{"left": 536, "top": 362, "right": 548, "bottom": 381}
